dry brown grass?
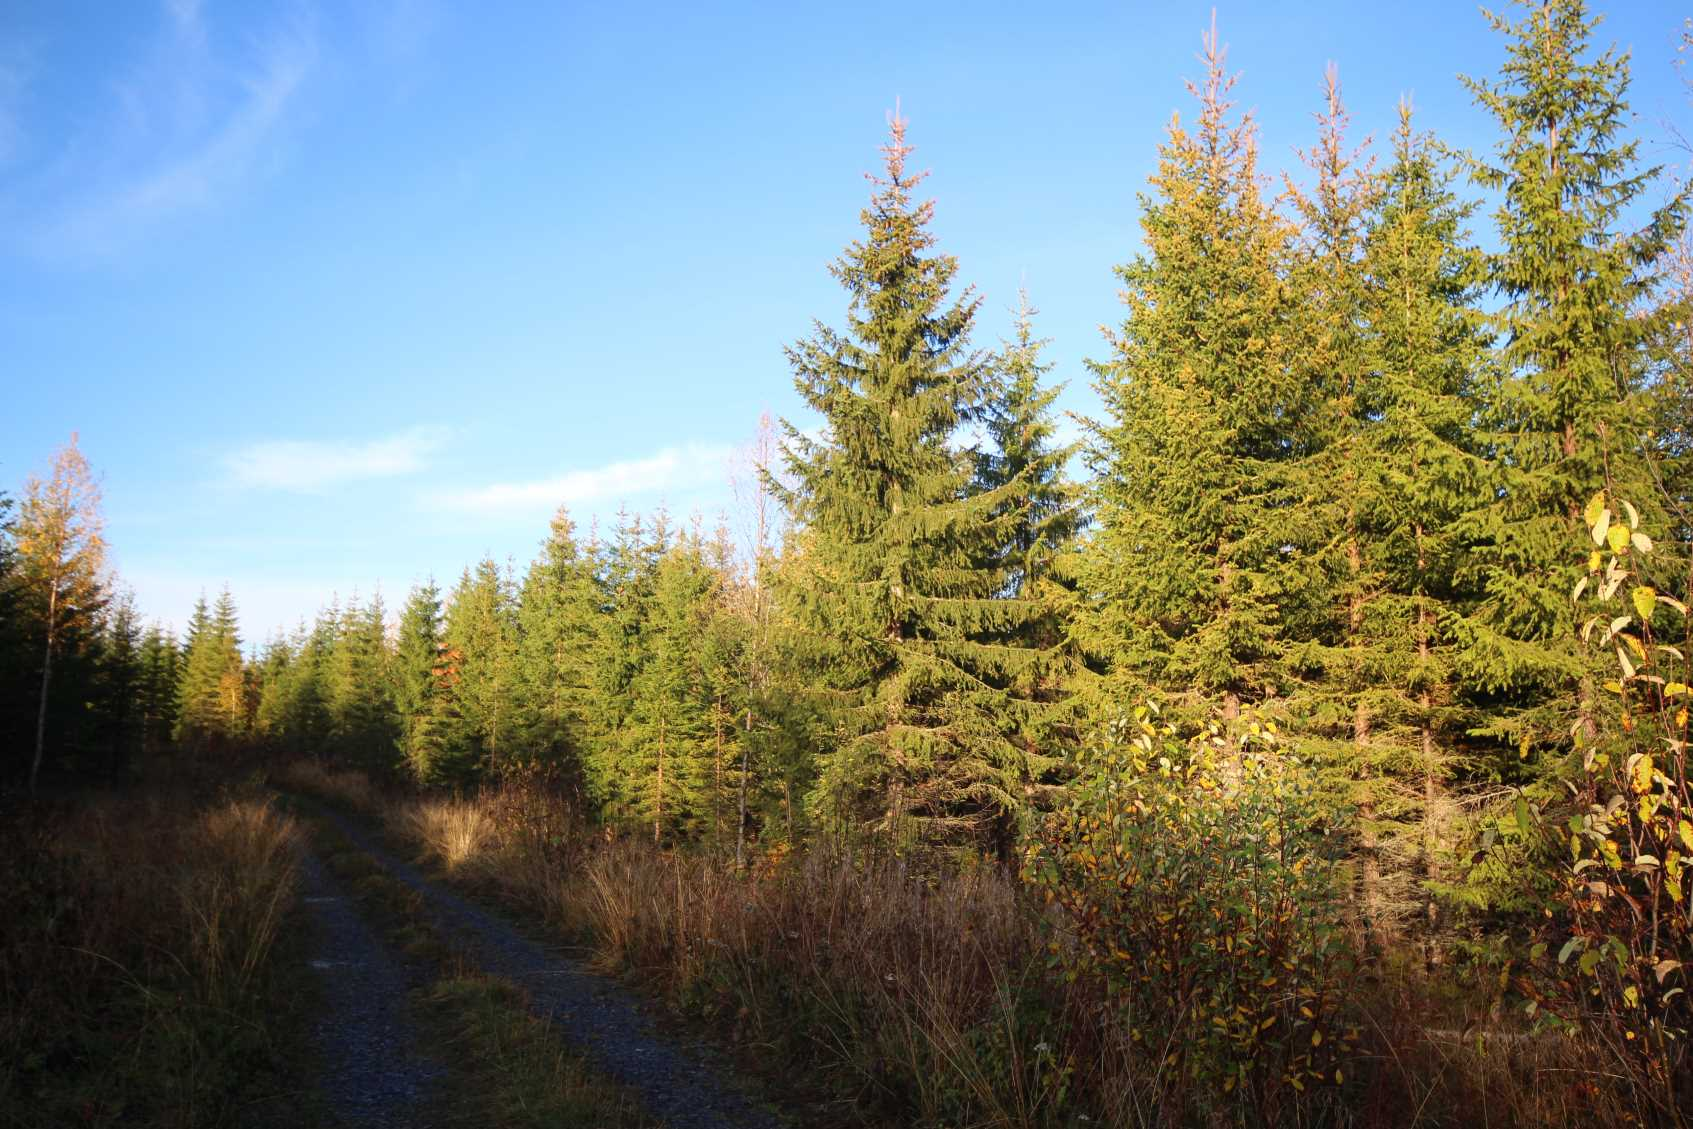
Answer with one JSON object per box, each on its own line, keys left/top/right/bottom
{"left": 392, "top": 797, "right": 493, "bottom": 873}
{"left": 274, "top": 759, "right": 381, "bottom": 813}
{"left": 372, "top": 778, "right": 1672, "bottom": 1128}
{"left": 0, "top": 789, "right": 305, "bottom": 1126}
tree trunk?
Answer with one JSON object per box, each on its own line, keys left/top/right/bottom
{"left": 655, "top": 717, "right": 665, "bottom": 845}
{"left": 30, "top": 585, "right": 59, "bottom": 798}
{"left": 1349, "top": 525, "right": 1379, "bottom": 935}
{"left": 1415, "top": 523, "right": 1442, "bottom": 962}
{"left": 737, "top": 706, "right": 751, "bottom": 871}
{"left": 713, "top": 693, "right": 724, "bottom": 852}
{"left": 31, "top": 630, "right": 55, "bottom": 796}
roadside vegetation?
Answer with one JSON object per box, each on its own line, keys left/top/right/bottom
{"left": 0, "top": 786, "right": 309, "bottom": 1127}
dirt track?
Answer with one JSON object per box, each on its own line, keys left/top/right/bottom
{"left": 298, "top": 803, "right": 786, "bottom": 1129}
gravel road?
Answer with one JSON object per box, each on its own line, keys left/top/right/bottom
{"left": 297, "top": 847, "right": 442, "bottom": 1127}
{"left": 312, "top": 804, "right": 788, "bottom": 1129}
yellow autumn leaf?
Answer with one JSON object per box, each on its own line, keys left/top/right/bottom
{"left": 1584, "top": 493, "right": 1606, "bottom": 528}
{"left": 1608, "top": 524, "right": 1631, "bottom": 553}
{"left": 1588, "top": 550, "right": 1603, "bottom": 572}
{"left": 1633, "top": 586, "right": 1657, "bottom": 620}
{"left": 1632, "top": 753, "right": 1654, "bottom": 795}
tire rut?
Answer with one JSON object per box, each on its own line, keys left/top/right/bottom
{"left": 310, "top": 804, "right": 788, "bottom": 1129}
{"left": 298, "top": 846, "right": 443, "bottom": 1127}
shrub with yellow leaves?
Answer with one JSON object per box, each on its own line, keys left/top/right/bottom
{"left": 1023, "top": 702, "right": 1358, "bottom": 1123}
{"left": 1518, "top": 492, "right": 1692, "bottom": 1123}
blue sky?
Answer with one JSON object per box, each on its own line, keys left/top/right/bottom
{"left": 2, "top": 0, "right": 1688, "bottom": 643}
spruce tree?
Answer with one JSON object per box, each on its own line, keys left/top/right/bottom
{"left": 1352, "top": 105, "right": 1498, "bottom": 939}
{"left": 1078, "top": 25, "right": 1305, "bottom": 731}
{"left": 326, "top": 593, "right": 395, "bottom": 770}
{"left": 442, "top": 559, "right": 517, "bottom": 771}
{"left": 975, "top": 290, "right": 1083, "bottom": 603}
{"left": 583, "top": 511, "right": 667, "bottom": 824}
{"left": 626, "top": 537, "right": 715, "bottom": 842}
{"left": 394, "top": 579, "right": 444, "bottom": 780}
{"left": 1455, "top": 0, "right": 1688, "bottom": 765}
{"left": 1280, "top": 69, "right": 1403, "bottom": 930}
{"left": 174, "top": 588, "right": 246, "bottom": 751}
{"left": 776, "top": 111, "right": 1048, "bottom": 849}
{"left": 699, "top": 522, "right": 750, "bottom": 853}
{"left": 513, "top": 509, "right": 600, "bottom": 772}
{"left": 292, "top": 609, "right": 338, "bottom": 752}
{"left": 252, "top": 631, "right": 297, "bottom": 748}
{"left": 137, "top": 623, "right": 181, "bottom": 754}
{"left": 94, "top": 591, "right": 143, "bottom": 776}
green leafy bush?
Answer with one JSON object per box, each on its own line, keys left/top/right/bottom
{"left": 1518, "top": 494, "right": 1693, "bottom": 1124}
{"left": 1024, "top": 704, "right": 1358, "bottom": 1123}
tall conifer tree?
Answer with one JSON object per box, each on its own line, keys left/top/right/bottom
{"left": 1352, "top": 106, "right": 1498, "bottom": 937}
{"left": 975, "top": 291, "right": 1083, "bottom": 604}
{"left": 1455, "top": 0, "right": 1688, "bottom": 763}
{"left": 137, "top": 623, "right": 181, "bottom": 754}
{"left": 1078, "top": 23, "right": 1304, "bottom": 731}
{"left": 514, "top": 510, "right": 600, "bottom": 772}
{"left": 776, "top": 111, "right": 1048, "bottom": 849}
{"left": 174, "top": 588, "right": 246, "bottom": 750}
{"left": 443, "top": 559, "right": 518, "bottom": 770}
{"left": 395, "top": 579, "right": 444, "bottom": 779}
{"left": 15, "top": 435, "right": 107, "bottom": 792}
{"left": 326, "top": 594, "right": 395, "bottom": 769}
{"left": 626, "top": 538, "right": 715, "bottom": 842}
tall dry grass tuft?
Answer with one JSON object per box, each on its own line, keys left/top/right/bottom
{"left": 395, "top": 797, "right": 493, "bottom": 873}
{"left": 570, "top": 840, "right": 1075, "bottom": 1126}
{"left": 275, "top": 759, "right": 380, "bottom": 813}
{"left": 0, "top": 790, "right": 305, "bottom": 1126}
{"left": 184, "top": 798, "right": 302, "bottom": 1012}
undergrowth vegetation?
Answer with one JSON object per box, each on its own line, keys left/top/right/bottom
{"left": 278, "top": 755, "right": 1659, "bottom": 1127}
{"left": 0, "top": 788, "right": 305, "bottom": 1127}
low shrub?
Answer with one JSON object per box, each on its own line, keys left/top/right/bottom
{"left": 1024, "top": 704, "right": 1358, "bottom": 1125}
{"left": 1514, "top": 495, "right": 1693, "bottom": 1126}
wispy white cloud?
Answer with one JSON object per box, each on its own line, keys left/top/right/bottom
{"left": 14, "top": 4, "right": 317, "bottom": 260}
{"left": 0, "top": 40, "right": 37, "bottom": 167}
{"left": 226, "top": 425, "right": 450, "bottom": 493}
{"left": 431, "top": 443, "right": 735, "bottom": 514}
{"left": 164, "top": 0, "right": 205, "bottom": 44}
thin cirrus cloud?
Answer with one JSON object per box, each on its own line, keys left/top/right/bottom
{"left": 9, "top": 2, "right": 317, "bottom": 261}
{"left": 0, "top": 40, "right": 34, "bottom": 167}
{"left": 225, "top": 426, "right": 450, "bottom": 493}
{"left": 431, "top": 443, "right": 736, "bottom": 515}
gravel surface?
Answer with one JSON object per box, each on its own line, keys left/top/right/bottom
{"left": 298, "top": 847, "right": 442, "bottom": 1127}
{"left": 314, "top": 805, "right": 789, "bottom": 1129}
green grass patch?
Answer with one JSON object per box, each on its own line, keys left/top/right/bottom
{"left": 298, "top": 815, "right": 657, "bottom": 1127}
{"left": 419, "top": 976, "right": 657, "bottom": 1128}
